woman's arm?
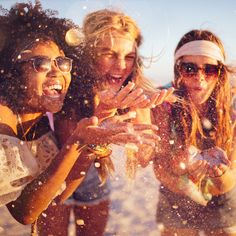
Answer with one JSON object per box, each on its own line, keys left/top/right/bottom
{"left": 7, "top": 122, "right": 87, "bottom": 224}
{"left": 206, "top": 131, "right": 236, "bottom": 195}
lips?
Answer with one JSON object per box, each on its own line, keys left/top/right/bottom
{"left": 105, "top": 74, "right": 124, "bottom": 84}
{"left": 42, "top": 82, "right": 63, "bottom": 98}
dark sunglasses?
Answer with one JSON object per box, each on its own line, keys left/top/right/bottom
{"left": 178, "top": 62, "right": 221, "bottom": 77}
{"left": 17, "top": 56, "right": 73, "bottom": 73}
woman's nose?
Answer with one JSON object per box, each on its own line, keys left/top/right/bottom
{"left": 47, "top": 60, "right": 62, "bottom": 76}
{"left": 196, "top": 69, "right": 206, "bottom": 82}
{"left": 115, "top": 58, "right": 126, "bottom": 70}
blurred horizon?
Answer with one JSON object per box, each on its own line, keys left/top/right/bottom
{"left": 1, "top": 0, "right": 236, "bottom": 86}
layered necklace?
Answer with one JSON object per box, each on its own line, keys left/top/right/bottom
{"left": 16, "top": 113, "right": 40, "bottom": 146}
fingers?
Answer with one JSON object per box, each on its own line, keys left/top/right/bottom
{"left": 120, "top": 88, "right": 144, "bottom": 108}
{"left": 129, "top": 94, "right": 148, "bottom": 108}
{"left": 139, "top": 133, "right": 160, "bottom": 144}
{"left": 111, "top": 133, "right": 156, "bottom": 147}
{"left": 97, "top": 90, "right": 116, "bottom": 102}
{"left": 129, "top": 88, "right": 175, "bottom": 109}
{"left": 132, "top": 98, "right": 151, "bottom": 108}
{"left": 188, "top": 160, "right": 209, "bottom": 182}
{"left": 77, "top": 116, "right": 99, "bottom": 128}
{"left": 99, "top": 84, "right": 176, "bottom": 110}
{"left": 165, "top": 88, "right": 177, "bottom": 103}
{"left": 154, "top": 89, "right": 168, "bottom": 106}
{"left": 208, "top": 164, "right": 228, "bottom": 178}
{"left": 187, "top": 160, "right": 203, "bottom": 172}
{"left": 99, "top": 111, "right": 137, "bottom": 130}
{"left": 219, "top": 151, "right": 231, "bottom": 166}
{"left": 111, "top": 111, "right": 137, "bottom": 122}
{"left": 115, "top": 82, "right": 136, "bottom": 103}
{"left": 132, "top": 123, "right": 159, "bottom": 132}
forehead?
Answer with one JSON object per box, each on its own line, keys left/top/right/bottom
{"left": 95, "top": 33, "right": 136, "bottom": 54}
{"left": 181, "top": 55, "right": 218, "bottom": 65}
{"left": 20, "top": 40, "right": 64, "bottom": 59}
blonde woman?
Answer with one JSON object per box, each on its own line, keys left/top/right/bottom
{"left": 37, "top": 9, "right": 174, "bottom": 236}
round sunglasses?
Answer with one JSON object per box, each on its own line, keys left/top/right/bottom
{"left": 177, "top": 62, "right": 222, "bottom": 78}
{"left": 17, "top": 56, "right": 73, "bottom": 73}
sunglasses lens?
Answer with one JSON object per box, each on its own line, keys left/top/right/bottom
{"left": 204, "top": 64, "right": 219, "bottom": 76}
{"left": 34, "top": 57, "right": 51, "bottom": 72}
{"left": 179, "top": 62, "right": 220, "bottom": 77}
{"left": 180, "top": 63, "right": 198, "bottom": 76}
{"left": 56, "top": 57, "right": 72, "bottom": 73}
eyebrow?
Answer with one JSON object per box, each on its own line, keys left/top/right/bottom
{"left": 97, "top": 48, "right": 136, "bottom": 55}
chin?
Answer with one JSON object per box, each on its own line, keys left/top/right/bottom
{"left": 43, "top": 103, "right": 63, "bottom": 114}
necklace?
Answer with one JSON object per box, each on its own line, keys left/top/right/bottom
{"left": 17, "top": 113, "right": 38, "bottom": 147}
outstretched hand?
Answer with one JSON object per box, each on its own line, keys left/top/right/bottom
{"left": 96, "top": 82, "right": 177, "bottom": 114}
{"left": 74, "top": 111, "right": 159, "bottom": 147}
{"left": 201, "top": 147, "right": 231, "bottom": 178}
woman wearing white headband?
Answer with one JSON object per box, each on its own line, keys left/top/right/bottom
{"left": 152, "top": 30, "right": 236, "bottom": 235}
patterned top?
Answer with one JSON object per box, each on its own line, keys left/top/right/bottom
{"left": 0, "top": 131, "right": 61, "bottom": 206}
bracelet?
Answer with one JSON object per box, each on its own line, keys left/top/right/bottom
{"left": 87, "top": 144, "right": 112, "bottom": 158}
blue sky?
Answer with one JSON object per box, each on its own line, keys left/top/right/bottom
{"left": 1, "top": 0, "right": 236, "bottom": 86}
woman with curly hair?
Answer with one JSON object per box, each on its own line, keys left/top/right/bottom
{"left": 0, "top": 2, "right": 158, "bottom": 230}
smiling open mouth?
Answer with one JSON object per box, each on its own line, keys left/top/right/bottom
{"left": 43, "top": 84, "right": 63, "bottom": 97}
{"left": 106, "top": 74, "right": 124, "bottom": 84}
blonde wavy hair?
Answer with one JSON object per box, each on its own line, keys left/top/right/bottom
{"left": 173, "top": 30, "right": 233, "bottom": 156}
{"left": 80, "top": 9, "right": 160, "bottom": 179}
{"left": 82, "top": 9, "right": 157, "bottom": 93}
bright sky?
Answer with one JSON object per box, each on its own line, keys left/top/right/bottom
{"left": 2, "top": 0, "right": 236, "bottom": 86}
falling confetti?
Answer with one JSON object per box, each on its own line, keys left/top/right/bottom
{"left": 65, "top": 28, "right": 84, "bottom": 46}
{"left": 202, "top": 117, "right": 212, "bottom": 130}
{"left": 76, "top": 219, "right": 85, "bottom": 226}
{"left": 94, "top": 162, "right": 101, "bottom": 168}
{"left": 42, "top": 213, "right": 47, "bottom": 218}
{"left": 169, "top": 140, "right": 174, "bottom": 144}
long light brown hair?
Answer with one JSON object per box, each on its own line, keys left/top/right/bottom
{"left": 81, "top": 9, "right": 157, "bottom": 93}
{"left": 172, "top": 30, "right": 233, "bottom": 156}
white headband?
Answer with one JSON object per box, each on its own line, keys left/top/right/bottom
{"left": 174, "top": 40, "right": 225, "bottom": 63}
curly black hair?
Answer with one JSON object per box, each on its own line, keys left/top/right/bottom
{"left": 0, "top": 1, "right": 79, "bottom": 108}
{"left": 59, "top": 44, "right": 96, "bottom": 120}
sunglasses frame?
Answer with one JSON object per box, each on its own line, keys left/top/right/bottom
{"left": 17, "top": 56, "right": 73, "bottom": 73}
{"left": 177, "top": 62, "right": 222, "bottom": 78}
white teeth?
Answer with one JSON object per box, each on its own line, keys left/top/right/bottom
{"left": 48, "top": 84, "right": 62, "bottom": 90}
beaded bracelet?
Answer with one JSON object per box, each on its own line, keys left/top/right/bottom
{"left": 87, "top": 144, "right": 112, "bottom": 158}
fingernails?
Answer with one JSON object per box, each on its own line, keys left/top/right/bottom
{"left": 128, "top": 82, "right": 135, "bottom": 87}
{"left": 152, "top": 125, "right": 159, "bottom": 131}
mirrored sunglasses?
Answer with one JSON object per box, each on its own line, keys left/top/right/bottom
{"left": 178, "top": 62, "right": 221, "bottom": 77}
{"left": 17, "top": 56, "right": 73, "bottom": 73}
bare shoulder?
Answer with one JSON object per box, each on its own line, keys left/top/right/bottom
{"left": 0, "top": 99, "right": 17, "bottom": 136}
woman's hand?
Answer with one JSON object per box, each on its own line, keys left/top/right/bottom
{"left": 169, "top": 146, "right": 209, "bottom": 183}
{"left": 201, "top": 147, "right": 231, "bottom": 178}
{"left": 96, "top": 83, "right": 177, "bottom": 114}
{"left": 74, "top": 111, "right": 159, "bottom": 147}
{"left": 96, "top": 82, "right": 144, "bottom": 111}
{"left": 130, "top": 87, "right": 176, "bottom": 109}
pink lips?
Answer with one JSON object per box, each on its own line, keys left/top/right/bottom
{"left": 105, "top": 74, "right": 124, "bottom": 84}
{"left": 42, "top": 83, "right": 63, "bottom": 97}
